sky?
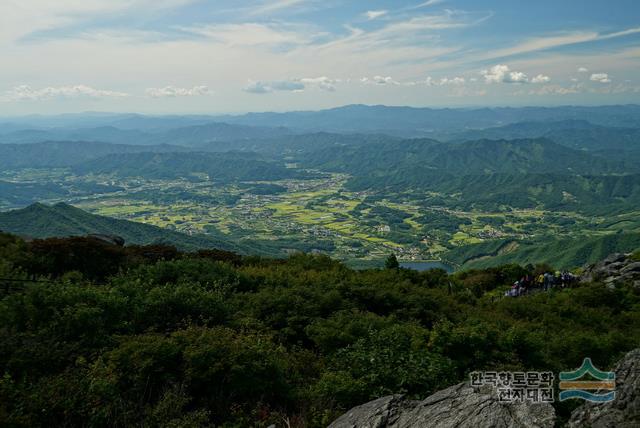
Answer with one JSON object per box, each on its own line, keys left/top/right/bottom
{"left": 0, "top": 0, "right": 639, "bottom": 115}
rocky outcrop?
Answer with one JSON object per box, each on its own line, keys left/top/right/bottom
{"left": 329, "top": 347, "right": 640, "bottom": 428}
{"left": 328, "top": 383, "right": 555, "bottom": 428}
{"left": 581, "top": 253, "right": 640, "bottom": 288}
{"left": 568, "top": 348, "right": 640, "bottom": 428}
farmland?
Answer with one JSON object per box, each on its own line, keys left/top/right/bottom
{"left": 2, "top": 166, "right": 623, "bottom": 268}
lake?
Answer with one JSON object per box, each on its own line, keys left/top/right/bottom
{"left": 400, "top": 261, "right": 454, "bottom": 273}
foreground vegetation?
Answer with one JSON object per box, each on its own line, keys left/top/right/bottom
{"left": 1, "top": 233, "right": 639, "bottom": 427}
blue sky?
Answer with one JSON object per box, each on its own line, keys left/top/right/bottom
{"left": 0, "top": 0, "right": 638, "bottom": 114}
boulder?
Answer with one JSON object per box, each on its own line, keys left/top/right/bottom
{"left": 329, "top": 383, "right": 555, "bottom": 428}
{"left": 568, "top": 348, "right": 640, "bottom": 428}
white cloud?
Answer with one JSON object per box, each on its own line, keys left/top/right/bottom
{"left": 578, "top": 67, "right": 589, "bottom": 73}
{"left": 531, "top": 74, "right": 550, "bottom": 83}
{"left": 300, "top": 76, "right": 338, "bottom": 91}
{"left": 3, "top": 84, "right": 128, "bottom": 101}
{"left": 438, "top": 76, "right": 465, "bottom": 85}
{"left": 146, "top": 86, "right": 211, "bottom": 98}
{"left": 365, "top": 10, "right": 388, "bottom": 20}
{"left": 481, "top": 64, "right": 529, "bottom": 83}
{"left": 361, "top": 76, "right": 400, "bottom": 85}
{"left": 244, "top": 77, "right": 337, "bottom": 94}
{"left": 244, "top": 80, "right": 305, "bottom": 94}
{"left": 505, "top": 71, "right": 528, "bottom": 83}
{"left": 590, "top": 73, "right": 611, "bottom": 83}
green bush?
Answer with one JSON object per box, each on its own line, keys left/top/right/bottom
{"left": 0, "top": 233, "right": 639, "bottom": 426}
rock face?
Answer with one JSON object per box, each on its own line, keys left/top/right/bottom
{"left": 328, "top": 383, "right": 555, "bottom": 428}
{"left": 329, "top": 347, "right": 640, "bottom": 428}
{"left": 581, "top": 253, "right": 640, "bottom": 288}
{"left": 568, "top": 348, "right": 640, "bottom": 428}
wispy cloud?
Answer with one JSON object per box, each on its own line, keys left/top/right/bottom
{"left": 179, "top": 22, "right": 325, "bottom": 48}
{"left": 304, "top": 9, "right": 489, "bottom": 71}
{"left": 365, "top": 10, "right": 388, "bottom": 20}
{"left": 146, "top": 86, "right": 212, "bottom": 98}
{"left": 529, "top": 84, "right": 582, "bottom": 96}
{"left": 2, "top": 84, "right": 128, "bottom": 101}
{"left": 251, "top": 0, "right": 307, "bottom": 15}
{"left": 480, "top": 27, "right": 640, "bottom": 61}
{"left": 244, "top": 79, "right": 305, "bottom": 94}
{"left": 0, "top": 0, "right": 198, "bottom": 43}
{"left": 409, "top": 0, "right": 446, "bottom": 9}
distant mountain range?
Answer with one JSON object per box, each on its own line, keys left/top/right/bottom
{"left": 3, "top": 105, "right": 640, "bottom": 141}
{"left": 447, "top": 119, "right": 640, "bottom": 153}
{"left": 0, "top": 122, "right": 292, "bottom": 146}
{"left": 214, "top": 104, "right": 640, "bottom": 134}
{"left": 0, "top": 140, "right": 187, "bottom": 169}
{"left": 0, "top": 203, "right": 245, "bottom": 252}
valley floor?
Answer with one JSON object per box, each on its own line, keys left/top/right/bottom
{"left": 3, "top": 167, "right": 638, "bottom": 269}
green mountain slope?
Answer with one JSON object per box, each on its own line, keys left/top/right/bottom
{"left": 349, "top": 172, "right": 640, "bottom": 214}
{"left": 0, "top": 180, "right": 123, "bottom": 208}
{"left": 73, "top": 152, "right": 314, "bottom": 181}
{"left": 0, "top": 203, "right": 246, "bottom": 252}
{"left": 446, "top": 232, "right": 640, "bottom": 270}
{"left": 302, "top": 138, "right": 625, "bottom": 176}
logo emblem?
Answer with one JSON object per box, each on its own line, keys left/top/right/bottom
{"left": 559, "top": 358, "right": 615, "bottom": 402}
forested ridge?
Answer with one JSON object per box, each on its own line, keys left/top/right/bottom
{"left": 0, "top": 232, "right": 638, "bottom": 427}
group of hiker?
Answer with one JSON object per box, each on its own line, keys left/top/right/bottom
{"left": 505, "top": 271, "right": 577, "bottom": 297}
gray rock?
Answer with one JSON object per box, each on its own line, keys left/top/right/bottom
{"left": 328, "top": 395, "right": 416, "bottom": 428}
{"left": 621, "top": 262, "right": 640, "bottom": 274}
{"left": 329, "top": 383, "right": 555, "bottom": 428}
{"left": 568, "top": 348, "right": 640, "bottom": 428}
{"left": 602, "top": 253, "right": 627, "bottom": 265}
{"left": 581, "top": 253, "right": 640, "bottom": 287}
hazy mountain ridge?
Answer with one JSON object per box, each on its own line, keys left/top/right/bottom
{"left": 214, "top": 104, "right": 640, "bottom": 133}
{"left": 0, "top": 140, "right": 188, "bottom": 169}
{"left": 3, "top": 105, "right": 640, "bottom": 140}
{"left": 0, "top": 122, "right": 292, "bottom": 146}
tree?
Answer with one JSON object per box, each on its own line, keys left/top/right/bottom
{"left": 385, "top": 254, "right": 399, "bottom": 270}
